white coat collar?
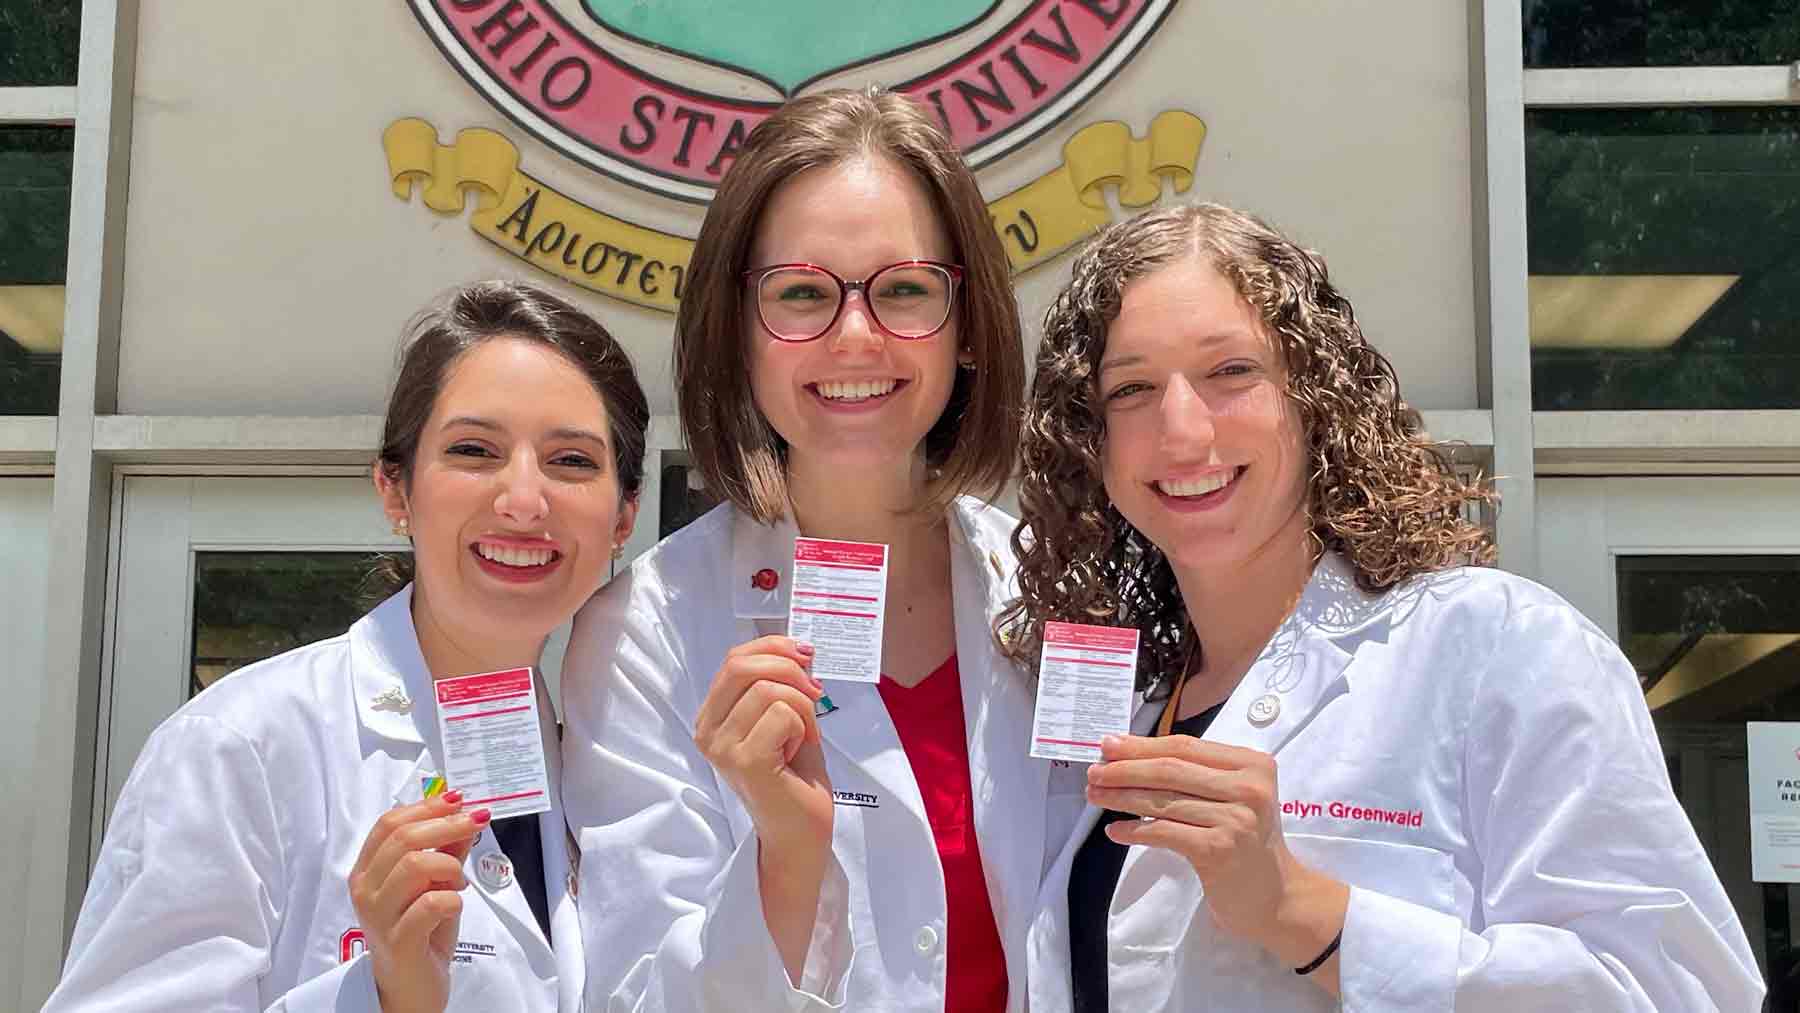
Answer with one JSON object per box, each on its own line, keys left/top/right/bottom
{"left": 729, "top": 496, "right": 1016, "bottom": 617}
{"left": 730, "top": 505, "right": 797, "bottom": 619}
{"left": 350, "top": 586, "right": 438, "bottom": 748}
{"left": 1203, "top": 551, "right": 1378, "bottom": 756}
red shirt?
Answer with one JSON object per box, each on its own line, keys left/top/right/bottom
{"left": 879, "top": 656, "right": 1009, "bottom": 1013}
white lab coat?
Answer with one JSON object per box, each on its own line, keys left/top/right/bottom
{"left": 561, "top": 497, "right": 1067, "bottom": 1012}
{"left": 1025, "top": 553, "right": 1765, "bottom": 1012}
{"left": 44, "top": 587, "right": 585, "bottom": 1013}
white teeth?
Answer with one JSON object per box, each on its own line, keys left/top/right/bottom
{"left": 1157, "top": 472, "right": 1235, "bottom": 498}
{"left": 476, "top": 544, "right": 554, "bottom": 567}
{"left": 817, "top": 379, "right": 898, "bottom": 401}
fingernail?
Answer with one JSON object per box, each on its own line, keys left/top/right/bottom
{"left": 809, "top": 675, "right": 824, "bottom": 692}
{"left": 470, "top": 808, "right": 492, "bottom": 825}
{"left": 442, "top": 789, "right": 463, "bottom": 805}
{"left": 795, "top": 642, "right": 816, "bottom": 657}
{"left": 1100, "top": 735, "right": 1121, "bottom": 748}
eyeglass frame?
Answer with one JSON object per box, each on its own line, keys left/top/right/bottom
{"left": 741, "top": 259, "right": 966, "bottom": 343}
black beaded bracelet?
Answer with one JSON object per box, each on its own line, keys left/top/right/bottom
{"left": 1293, "top": 928, "right": 1343, "bottom": 976}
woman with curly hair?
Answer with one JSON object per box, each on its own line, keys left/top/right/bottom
{"left": 999, "top": 203, "right": 1760, "bottom": 1012}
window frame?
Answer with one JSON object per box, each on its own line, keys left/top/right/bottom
{"left": 1496, "top": 1, "right": 1800, "bottom": 460}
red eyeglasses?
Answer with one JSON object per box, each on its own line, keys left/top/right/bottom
{"left": 742, "top": 260, "right": 964, "bottom": 342}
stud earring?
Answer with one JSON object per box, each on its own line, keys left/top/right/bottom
{"left": 611, "top": 543, "right": 624, "bottom": 560}
{"left": 392, "top": 516, "right": 410, "bottom": 537}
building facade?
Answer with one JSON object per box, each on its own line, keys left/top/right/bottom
{"left": 2, "top": 0, "right": 1796, "bottom": 1006}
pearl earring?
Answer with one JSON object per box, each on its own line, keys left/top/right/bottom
{"left": 392, "top": 516, "right": 410, "bottom": 537}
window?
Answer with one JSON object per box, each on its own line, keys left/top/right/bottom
{"left": 0, "top": 125, "right": 72, "bottom": 415}
{"left": 1524, "top": 0, "right": 1800, "bottom": 68}
{"left": 0, "top": 0, "right": 81, "bottom": 87}
{"left": 1527, "top": 107, "right": 1800, "bottom": 410}
{"left": 190, "top": 551, "right": 403, "bottom": 697}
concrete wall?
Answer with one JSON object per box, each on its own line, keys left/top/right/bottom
{"left": 1, "top": 478, "right": 53, "bottom": 1004}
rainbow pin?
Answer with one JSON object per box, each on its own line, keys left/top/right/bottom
{"left": 421, "top": 774, "right": 447, "bottom": 799}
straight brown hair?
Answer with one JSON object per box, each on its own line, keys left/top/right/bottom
{"left": 674, "top": 85, "right": 1023, "bottom": 523}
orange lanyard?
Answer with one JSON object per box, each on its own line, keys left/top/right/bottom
{"left": 1154, "top": 642, "right": 1197, "bottom": 738}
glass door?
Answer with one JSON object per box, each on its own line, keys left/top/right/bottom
{"left": 1539, "top": 477, "right": 1800, "bottom": 1008}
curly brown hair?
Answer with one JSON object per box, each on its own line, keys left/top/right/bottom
{"left": 995, "top": 203, "right": 1494, "bottom": 694}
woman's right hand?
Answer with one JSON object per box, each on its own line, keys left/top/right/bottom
{"left": 694, "top": 636, "right": 836, "bottom": 979}
{"left": 694, "top": 636, "right": 834, "bottom": 856}
{"left": 347, "top": 791, "right": 490, "bottom": 1013}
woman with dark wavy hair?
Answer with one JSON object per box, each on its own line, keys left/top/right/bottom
{"left": 999, "top": 203, "right": 1760, "bottom": 1012}
{"left": 45, "top": 280, "right": 648, "bottom": 1013}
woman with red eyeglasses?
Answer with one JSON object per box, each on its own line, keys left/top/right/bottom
{"left": 558, "top": 87, "right": 1055, "bottom": 1012}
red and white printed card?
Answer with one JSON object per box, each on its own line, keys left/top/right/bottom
{"left": 1030, "top": 622, "right": 1140, "bottom": 763}
{"left": 787, "top": 537, "right": 889, "bottom": 684}
{"left": 433, "top": 667, "right": 551, "bottom": 820}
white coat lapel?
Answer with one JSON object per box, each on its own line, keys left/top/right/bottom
{"left": 1202, "top": 553, "right": 1383, "bottom": 757}
{"left": 465, "top": 827, "right": 554, "bottom": 963}
{"left": 948, "top": 500, "right": 1046, "bottom": 943}
{"left": 535, "top": 674, "right": 583, "bottom": 1012}
{"left": 731, "top": 506, "right": 925, "bottom": 830}
{"left": 351, "top": 588, "right": 435, "bottom": 747}
{"left": 350, "top": 588, "right": 446, "bottom": 807}
{"left": 730, "top": 506, "right": 795, "bottom": 620}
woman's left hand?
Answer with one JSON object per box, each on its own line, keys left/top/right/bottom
{"left": 1086, "top": 734, "right": 1349, "bottom": 973}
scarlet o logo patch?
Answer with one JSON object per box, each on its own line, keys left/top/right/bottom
{"left": 408, "top": 0, "right": 1175, "bottom": 202}
{"left": 340, "top": 928, "right": 367, "bottom": 963}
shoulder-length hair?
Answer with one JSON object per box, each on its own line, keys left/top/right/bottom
{"left": 996, "top": 202, "right": 1495, "bottom": 692}
{"left": 675, "top": 85, "right": 1023, "bottom": 522}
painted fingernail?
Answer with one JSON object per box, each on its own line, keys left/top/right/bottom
{"left": 809, "top": 675, "right": 824, "bottom": 692}
{"left": 795, "top": 642, "right": 816, "bottom": 657}
{"left": 470, "top": 808, "right": 492, "bottom": 825}
{"left": 442, "top": 789, "right": 463, "bottom": 805}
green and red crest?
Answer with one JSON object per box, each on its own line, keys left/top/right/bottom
{"left": 409, "top": 0, "right": 1176, "bottom": 202}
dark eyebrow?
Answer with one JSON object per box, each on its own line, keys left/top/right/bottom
{"left": 442, "top": 415, "right": 502, "bottom": 433}
{"left": 547, "top": 426, "right": 609, "bottom": 447}
{"left": 442, "top": 416, "right": 609, "bottom": 448}
{"left": 1097, "top": 331, "right": 1256, "bottom": 375}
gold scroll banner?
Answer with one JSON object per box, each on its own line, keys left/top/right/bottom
{"left": 990, "top": 109, "right": 1206, "bottom": 273}
{"left": 383, "top": 110, "right": 1206, "bottom": 313}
